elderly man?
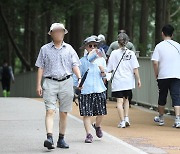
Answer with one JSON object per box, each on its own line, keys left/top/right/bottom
{"left": 35, "top": 23, "right": 81, "bottom": 150}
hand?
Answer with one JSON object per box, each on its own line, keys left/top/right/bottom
{"left": 36, "top": 85, "right": 43, "bottom": 96}
{"left": 77, "top": 78, "right": 83, "bottom": 90}
{"left": 101, "top": 72, "right": 106, "bottom": 77}
{"left": 137, "top": 80, "right": 141, "bottom": 88}
{"left": 96, "top": 49, "right": 103, "bottom": 57}
{"left": 155, "top": 74, "right": 158, "bottom": 80}
{"left": 103, "top": 78, "right": 107, "bottom": 84}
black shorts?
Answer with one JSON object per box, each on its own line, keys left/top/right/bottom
{"left": 79, "top": 92, "right": 107, "bottom": 116}
{"left": 157, "top": 78, "right": 180, "bottom": 107}
{"left": 112, "top": 90, "right": 132, "bottom": 99}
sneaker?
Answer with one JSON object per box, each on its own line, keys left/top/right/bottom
{"left": 154, "top": 115, "right": 164, "bottom": 126}
{"left": 85, "top": 134, "right": 93, "bottom": 143}
{"left": 173, "top": 117, "right": 180, "bottom": 128}
{"left": 57, "top": 139, "right": 69, "bottom": 149}
{"left": 125, "top": 117, "right": 130, "bottom": 127}
{"left": 44, "top": 138, "right": 55, "bottom": 150}
{"left": 118, "top": 120, "right": 126, "bottom": 128}
{"left": 92, "top": 123, "right": 103, "bottom": 138}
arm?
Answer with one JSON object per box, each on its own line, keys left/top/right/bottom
{"left": 134, "top": 68, "right": 141, "bottom": 88}
{"left": 98, "top": 58, "right": 107, "bottom": 77}
{"left": 106, "top": 43, "right": 113, "bottom": 56}
{"left": 36, "top": 68, "right": 43, "bottom": 96}
{"left": 152, "top": 60, "right": 159, "bottom": 79}
{"left": 9, "top": 67, "right": 15, "bottom": 82}
{"left": 73, "top": 66, "right": 81, "bottom": 85}
{"left": 98, "top": 66, "right": 106, "bottom": 77}
{"left": 130, "top": 42, "right": 136, "bottom": 52}
{"left": 107, "top": 53, "right": 114, "bottom": 73}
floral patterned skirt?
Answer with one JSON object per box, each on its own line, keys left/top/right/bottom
{"left": 79, "top": 92, "right": 107, "bottom": 116}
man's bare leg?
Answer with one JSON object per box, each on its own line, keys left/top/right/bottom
{"left": 57, "top": 112, "right": 69, "bottom": 148}
{"left": 158, "top": 105, "right": 165, "bottom": 115}
{"left": 44, "top": 109, "right": 55, "bottom": 149}
{"left": 45, "top": 110, "right": 55, "bottom": 133}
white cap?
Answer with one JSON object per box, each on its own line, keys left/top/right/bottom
{"left": 48, "top": 23, "right": 68, "bottom": 35}
{"left": 98, "top": 34, "right": 105, "bottom": 41}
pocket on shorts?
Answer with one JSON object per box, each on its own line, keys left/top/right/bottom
{"left": 42, "top": 79, "right": 47, "bottom": 90}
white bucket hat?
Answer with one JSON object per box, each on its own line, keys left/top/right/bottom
{"left": 98, "top": 34, "right": 105, "bottom": 41}
{"left": 48, "top": 23, "right": 68, "bottom": 35}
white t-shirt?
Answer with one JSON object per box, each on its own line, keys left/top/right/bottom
{"left": 92, "top": 57, "right": 106, "bottom": 68}
{"left": 151, "top": 40, "right": 180, "bottom": 79}
{"left": 107, "top": 48, "right": 139, "bottom": 91}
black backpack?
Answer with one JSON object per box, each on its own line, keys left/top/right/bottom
{"left": 2, "top": 66, "right": 11, "bottom": 80}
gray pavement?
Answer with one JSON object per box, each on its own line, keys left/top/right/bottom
{"left": 0, "top": 98, "right": 146, "bottom": 154}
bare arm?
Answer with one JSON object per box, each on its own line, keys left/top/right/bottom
{"left": 152, "top": 61, "right": 159, "bottom": 79}
{"left": 134, "top": 68, "right": 141, "bottom": 88}
{"left": 73, "top": 66, "right": 81, "bottom": 85}
{"left": 98, "top": 65, "right": 106, "bottom": 77}
{"left": 36, "top": 68, "right": 43, "bottom": 96}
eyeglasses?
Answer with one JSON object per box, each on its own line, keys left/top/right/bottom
{"left": 88, "top": 44, "right": 97, "bottom": 48}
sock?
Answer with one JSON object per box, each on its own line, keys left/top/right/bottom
{"left": 59, "top": 133, "right": 64, "bottom": 140}
{"left": 175, "top": 115, "right": 180, "bottom": 119}
{"left": 159, "top": 114, "right": 163, "bottom": 118}
{"left": 3, "top": 90, "right": 7, "bottom": 97}
{"left": 47, "top": 133, "right": 53, "bottom": 139}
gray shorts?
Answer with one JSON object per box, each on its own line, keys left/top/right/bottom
{"left": 42, "top": 77, "right": 74, "bottom": 112}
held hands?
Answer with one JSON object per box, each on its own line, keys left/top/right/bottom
{"left": 36, "top": 84, "right": 43, "bottom": 96}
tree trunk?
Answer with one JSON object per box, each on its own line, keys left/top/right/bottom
{"left": 93, "top": 0, "right": 101, "bottom": 35}
{"left": 107, "top": 0, "right": 114, "bottom": 45}
{"left": 155, "top": 0, "right": 168, "bottom": 45}
{"left": 24, "top": 1, "right": 31, "bottom": 62}
{"left": 125, "top": 0, "right": 133, "bottom": 40}
{"left": 139, "top": 0, "right": 149, "bottom": 56}
{"left": 0, "top": 4, "right": 31, "bottom": 71}
{"left": 118, "top": 0, "right": 126, "bottom": 30}
{"left": 46, "top": 10, "right": 52, "bottom": 42}
{"left": 30, "top": 6, "right": 38, "bottom": 68}
{"left": 69, "top": 1, "right": 84, "bottom": 56}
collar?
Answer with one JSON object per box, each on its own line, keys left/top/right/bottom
{"left": 50, "top": 41, "right": 66, "bottom": 48}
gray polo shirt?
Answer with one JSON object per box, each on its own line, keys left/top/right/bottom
{"left": 35, "top": 41, "right": 80, "bottom": 79}
{"left": 106, "top": 41, "right": 136, "bottom": 56}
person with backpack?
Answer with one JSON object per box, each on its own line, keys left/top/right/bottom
{"left": 74, "top": 36, "right": 107, "bottom": 143}
{"left": 0, "top": 60, "right": 15, "bottom": 97}
{"left": 107, "top": 33, "right": 141, "bottom": 128}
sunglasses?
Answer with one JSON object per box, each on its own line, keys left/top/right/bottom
{"left": 88, "top": 44, "right": 97, "bottom": 48}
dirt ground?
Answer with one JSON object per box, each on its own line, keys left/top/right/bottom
{"left": 35, "top": 98, "right": 180, "bottom": 154}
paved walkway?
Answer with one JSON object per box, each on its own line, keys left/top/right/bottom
{"left": 0, "top": 98, "right": 146, "bottom": 154}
